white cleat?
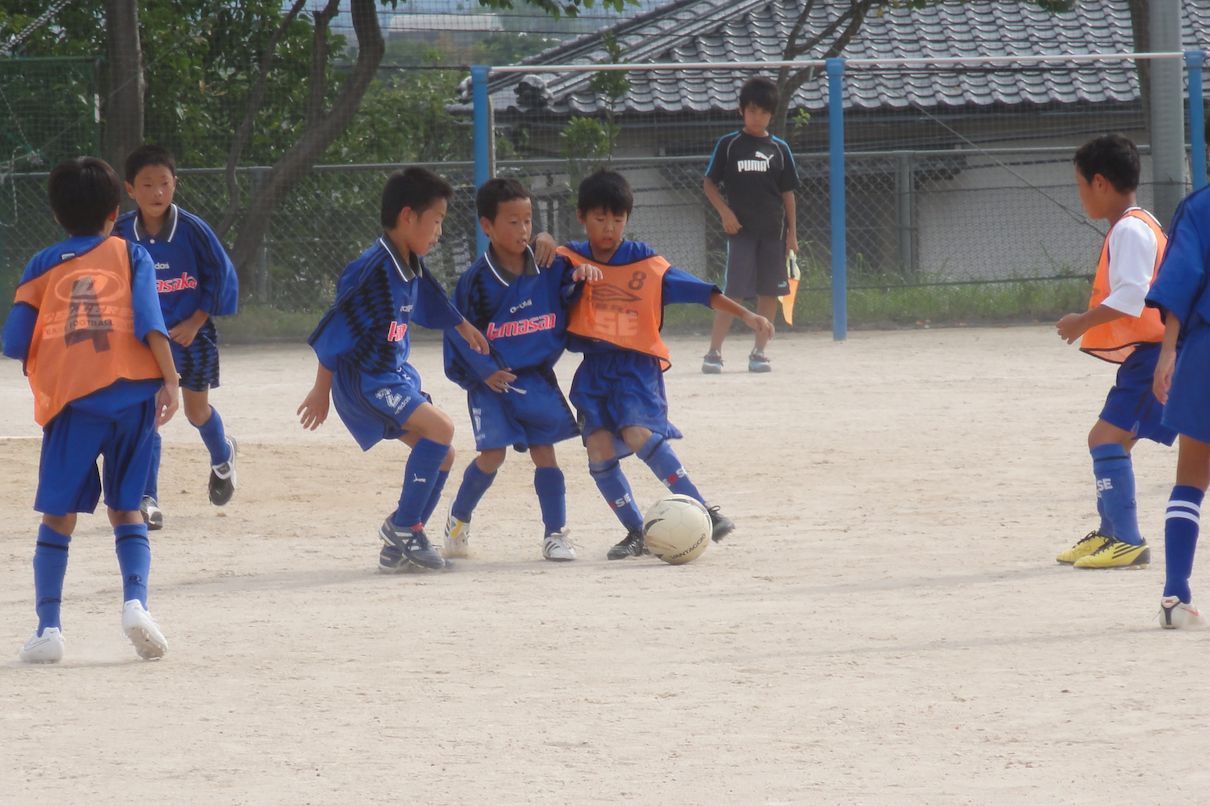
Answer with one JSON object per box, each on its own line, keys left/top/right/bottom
{"left": 444, "top": 513, "right": 470, "bottom": 559}
{"left": 140, "top": 495, "right": 163, "bottom": 531}
{"left": 19, "top": 628, "right": 64, "bottom": 664}
{"left": 542, "top": 528, "right": 577, "bottom": 562}
{"left": 1159, "top": 596, "right": 1204, "bottom": 629}
{"left": 122, "top": 600, "right": 167, "bottom": 660}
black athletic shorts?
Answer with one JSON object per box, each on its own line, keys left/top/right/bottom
{"left": 723, "top": 233, "right": 788, "bottom": 298}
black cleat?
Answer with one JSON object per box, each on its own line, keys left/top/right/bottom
{"left": 379, "top": 519, "right": 447, "bottom": 571}
{"left": 607, "top": 528, "right": 648, "bottom": 560}
{"left": 140, "top": 495, "right": 164, "bottom": 531}
{"left": 208, "top": 436, "right": 237, "bottom": 506}
{"left": 708, "top": 506, "right": 734, "bottom": 542}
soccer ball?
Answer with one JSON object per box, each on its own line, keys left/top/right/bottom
{"left": 643, "top": 494, "right": 712, "bottom": 565}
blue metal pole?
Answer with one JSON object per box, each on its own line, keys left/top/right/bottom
{"left": 826, "top": 57, "right": 847, "bottom": 341}
{"left": 1187, "top": 50, "right": 1207, "bottom": 192}
{"left": 471, "top": 64, "right": 491, "bottom": 255}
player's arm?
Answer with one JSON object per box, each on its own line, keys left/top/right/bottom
{"left": 298, "top": 363, "right": 332, "bottom": 430}
{"left": 146, "top": 331, "right": 180, "bottom": 426}
{"left": 1058, "top": 216, "right": 1156, "bottom": 343}
{"left": 1153, "top": 312, "right": 1181, "bottom": 404}
{"left": 782, "top": 190, "right": 798, "bottom": 255}
{"left": 703, "top": 177, "right": 741, "bottom": 235}
{"left": 710, "top": 290, "right": 773, "bottom": 342}
{"left": 1056, "top": 304, "right": 1128, "bottom": 344}
{"left": 169, "top": 307, "right": 209, "bottom": 347}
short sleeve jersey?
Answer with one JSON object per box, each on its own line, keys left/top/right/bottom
{"left": 1147, "top": 186, "right": 1210, "bottom": 328}
{"left": 705, "top": 130, "right": 800, "bottom": 239}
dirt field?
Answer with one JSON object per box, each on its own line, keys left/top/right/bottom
{"left": 2, "top": 326, "right": 1207, "bottom": 805}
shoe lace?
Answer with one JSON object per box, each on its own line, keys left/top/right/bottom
{"left": 406, "top": 530, "right": 432, "bottom": 551}
{"left": 1087, "top": 537, "right": 1124, "bottom": 556}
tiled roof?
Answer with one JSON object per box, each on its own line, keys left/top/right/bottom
{"left": 477, "top": 0, "right": 1210, "bottom": 116}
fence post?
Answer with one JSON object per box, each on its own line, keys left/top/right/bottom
{"left": 1149, "top": 3, "right": 1185, "bottom": 224}
{"left": 827, "top": 57, "right": 847, "bottom": 341}
{"left": 895, "top": 151, "right": 914, "bottom": 275}
{"left": 471, "top": 64, "right": 491, "bottom": 257}
{"left": 1188, "top": 50, "right": 1207, "bottom": 192}
{"left": 250, "top": 166, "right": 270, "bottom": 302}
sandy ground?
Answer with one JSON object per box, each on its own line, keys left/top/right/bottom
{"left": 1, "top": 326, "right": 1208, "bottom": 805}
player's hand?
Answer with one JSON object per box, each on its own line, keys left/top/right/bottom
{"left": 484, "top": 369, "right": 518, "bottom": 393}
{"left": 1154, "top": 348, "right": 1176, "bottom": 404}
{"left": 297, "top": 386, "right": 330, "bottom": 430}
{"left": 744, "top": 312, "right": 774, "bottom": 342}
{"left": 457, "top": 320, "right": 490, "bottom": 355}
{"left": 572, "top": 263, "right": 603, "bottom": 283}
{"left": 720, "top": 208, "right": 742, "bottom": 235}
{"left": 169, "top": 320, "right": 202, "bottom": 347}
{"left": 786, "top": 231, "right": 799, "bottom": 256}
{"left": 156, "top": 381, "right": 180, "bottom": 427}
{"left": 532, "top": 232, "right": 558, "bottom": 267}
{"left": 1056, "top": 313, "right": 1085, "bottom": 344}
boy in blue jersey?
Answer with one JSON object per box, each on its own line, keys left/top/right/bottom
{"left": 297, "top": 167, "right": 490, "bottom": 572}
{"left": 702, "top": 75, "right": 800, "bottom": 374}
{"left": 114, "top": 145, "right": 240, "bottom": 530}
{"left": 442, "top": 178, "right": 602, "bottom": 562}
{"left": 1147, "top": 124, "right": 1210, "bottom": 628}
{"left": 558, "top": 169, "right": 773, "bottom": 559}
{"left": 3, "top": 157, "right": 179, "bottom": 663}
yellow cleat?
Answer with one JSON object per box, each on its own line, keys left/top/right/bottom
{"left": 1073, "top": 538, "right": 1150, "bottom": 569}
{"left": 1057, "top": 531, "right": 1111, "bottom": 564}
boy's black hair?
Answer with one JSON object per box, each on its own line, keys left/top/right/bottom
{"left": 576, "top": 169, "right": 633, "bottom": 216}
{"left": 381, "top": 166, "right": 454, "bottom": 228}
{"left": 1073, "top": 134, "right": 1140, "bottom": 193}
{"left": 476, "top": 177, "right": 531, "bottom": 221}
{"left": 739, "top": 76, "right": 779, "bottom": 114}
{"left": 49, "top": 157, "right": 122, "bottom": 236}
{"left": 124, "top": 144, "right": 176, "bottom": 183}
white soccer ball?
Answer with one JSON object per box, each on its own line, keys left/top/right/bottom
{"left": 643, "top": 494, "right": 712, "bottom": 565}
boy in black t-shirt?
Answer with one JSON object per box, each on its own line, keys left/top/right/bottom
{"left": 702, "top": 76, "right": 801, "bottom": 373}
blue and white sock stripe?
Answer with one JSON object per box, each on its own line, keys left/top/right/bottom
{"left": 1167, "top": 500, "right": 1202, "bottom": 523}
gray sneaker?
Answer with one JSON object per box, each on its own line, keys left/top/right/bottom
{"left": 701, "top": 350, "right": 724, "bottom": 374}
{"left": 748, "top": 350, "right": 771, "bottom": 373}
{"left": 378, "top": 519, "right": 447, "bottom": 571}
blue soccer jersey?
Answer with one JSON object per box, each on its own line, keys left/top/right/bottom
{"left": 1147, "top": 186, "right": 1210, "bottom": 328}
{"left": 443, "top": 246, "right": 577, "bottom": 389}
{"left": 114, "top": 203, "right": 239, "bottom": 328}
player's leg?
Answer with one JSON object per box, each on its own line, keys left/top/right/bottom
{"left": 585, "top": 429, "right": 646, "bottom": 559}
{"left": 623, "top": 424, "right": 735, "bottom": 542}
{"left": 1159, "top": 435, "right": 1210, "bottom": 627}
{"left": 704, "top": 235, "right": 756, "bottom": 374}
{"left": 749, "top": 295, "right": 778, "bottom": 373}
{"left": 530, "top": 445, "right": 573, "bottom": 561}
{"left": 445, "top": 448, "right": 505, "bottom": 558}
{"left": 103, "top": 396, "right": 167, "bottom": 659}
{"left": 378, "top": 402, "right": 454, "bottom": 571}
{"left": 748, "top": 237, "right": 786, "bottom": 372}
{"left": 140, "top": 428, "right": 163, "bottom": 530}
{"left": 184, "top": 388, "right": 237, "bottom": 507}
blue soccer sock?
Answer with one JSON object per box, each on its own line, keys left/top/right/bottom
{"left": 589, "top": 459, "right": 644, "bottom": 533}
{"left": 419, "top": 469, "right": 450, "bottom": 527}
{"left": 114, "top": 523, "right": 151, "bottom": 607}
{"left": 196, "top": 406, "right": 232, "bottom": 466}
{"left": 1091, "top": 444, "right": 1141, "bottom": 545}
{"left": 33, "top": 524, "right": 71, "bottom": 635}
{"left": 145, "top": 430, "right": 161, "bottom": 500}
{"left": 637, "top": 434, "right": 704, "bottom": 503}
{"left": 1163, "top": 485, "right": 1204, "bottom": 604}
{"left": 392, "top": 438, "right": 450, "bottom": 530}
{"left": 450, "top": 461, "right": 497, "bottom": 523}
{"left": 1096, "top": 490, "right": 1112, "bottom": 536}
{"left": 534, "top": 466, "right": 567, "bottom": 535}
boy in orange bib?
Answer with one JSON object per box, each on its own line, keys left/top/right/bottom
{"left": 560, "top": 170, "right": 773, "bottom": 559}
{"left": 1055, "top": 134, "right": 1172, "bottom": 569}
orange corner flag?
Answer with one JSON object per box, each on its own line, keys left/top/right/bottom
{"left": 779, "top": 250, "right": 800, "bottom": 326}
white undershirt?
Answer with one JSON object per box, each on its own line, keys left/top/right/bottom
{"left": 1102, "top": 210, "right": 1159, "bottom": 318}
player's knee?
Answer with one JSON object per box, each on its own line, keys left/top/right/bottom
{"left": 107, "top": 508, "right": 143, "bottom": 527}
{"left": 530, "top": 445, "right": 557, "bottom": 467}
{"left": 584, "top": 431, "right": 616, "bottom": 464}
{"left": 42, "top": 513, "right": 76, "bottom": 536}
{"left": 620, "top": 426, "right": 652, "bottom": 453}
{"left": 478, "top": 449, "right": 506, "bottom": 473}
{"left": 184, "top": 396, "right": 211, "bottom": 426}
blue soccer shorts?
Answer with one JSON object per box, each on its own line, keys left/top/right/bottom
{"left": 569, "top": 351, "right": 683, "bottom": 454}
{"left": 1100, "top": 343, "right": 1176, "bottom": 446}
{"left": 467, "top": 366, "right": 578, "bottom": 452}
{"left": 172, "top": 319, "right": 221, "bottom": 391}
{"left": 332, "top": 361, "right": 432, "bottom": 451}
{"left": 1163, "top": 322, "right": 1210, "bottom": 444}
{"left": 35, "top": 396, "right": 158, "bottom": 515}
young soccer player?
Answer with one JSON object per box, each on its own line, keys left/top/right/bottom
{"left": 442, "top": 178, "right": 601, "bottom": 562}
{"left": 2, "top": 157, "right": 179, "bottom": 663}
{"left": 701, "top": 75, "right": 800, "bottom": 374}
{"left": 1147, "top": 123, "right": 1210, "bottom": 628}
{"left": 297, "top": 167, "right": 490, "bottom": 572}
{"left": 114, "top": 145, "right": 239, "bottom": 530}
{"left": 557, "top": 169, "right": 773, "bottom": 559}
{"left": 1054, "top": 134, "right": 1171, "bottom": 569}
